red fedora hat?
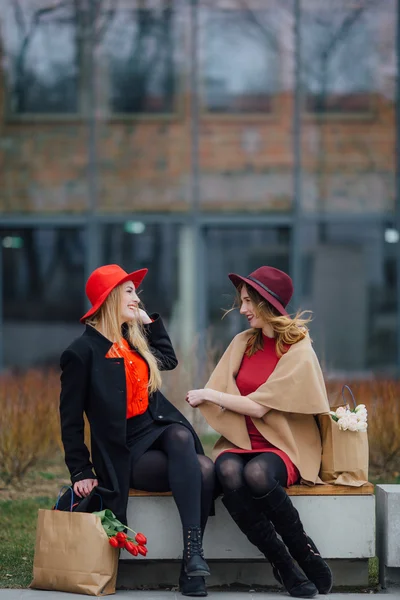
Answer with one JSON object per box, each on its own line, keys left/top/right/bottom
{"left": 228, "top": 266, "right": 293, "bottom": 316}
{"left": 80, "top": 264, "right": 148, "bottom": 323}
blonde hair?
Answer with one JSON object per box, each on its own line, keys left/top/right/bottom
{"left": 86, "top": 286, "right": 162, "bottom": 393}
{"left": 228, "top": 283, "right": 312, "bottom": 358}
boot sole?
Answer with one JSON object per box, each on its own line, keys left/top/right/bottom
{"left": 293, "top": 589, "right": 318, "bottom": 599}
{"left": 273, "top": 567, "right": 318, "bottom": 599}
{"left": 180, "top": 589, "right": 208, "bottom": 597}
{"left": 275, "top": 559, "right": 333, "bottom": 595}
{"left": 185, "top": 569, "right": 211, "bottom": 577}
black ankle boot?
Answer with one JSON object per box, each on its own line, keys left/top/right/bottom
{"left": 255, "top": 483, "right": 333, "bottom": 594}
{"left": 222, "top": 488, "right": 317, "bottom": 599}
{"left": 183, "top": 526, "right": 210, "bottom": 578}
{"left": 179, "top": 560, "right": 207, "bottom": 597}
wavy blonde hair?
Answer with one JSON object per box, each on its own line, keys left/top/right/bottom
{"left": 86, "top": 285, "right": 162, "bottom": 393}
{"left": 230, "top": 283, "right": 312, "bottom": 357}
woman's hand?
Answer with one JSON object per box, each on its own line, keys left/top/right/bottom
{"left": 136, "top": 308, "right": 152, "bottom": 324}
{"left": 73, "top": 478, "right": 99, "bottom": 498}
{"left": 186, "top": 389, "right": 215, "bottom": 408}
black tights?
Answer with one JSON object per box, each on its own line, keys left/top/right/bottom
{"left": 215, "top": 452, "right": 288, "bottom": 497}
{"left": 131, "top": 424, "right": 215, "bottom": 531}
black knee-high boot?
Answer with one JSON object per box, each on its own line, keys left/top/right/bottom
{"left": 255, "top": 483, "right": 333, "bottom": 595}
{"left": 222, "top": 488, "right": 318, "bottom": 599}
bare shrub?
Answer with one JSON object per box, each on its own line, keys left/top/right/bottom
{"left": 0, "top": 370, "right": 61, "bottom": 486}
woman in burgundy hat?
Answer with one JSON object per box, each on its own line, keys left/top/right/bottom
{"left": 186, "top": 266, "right": 332, "bottom": 598}
{"left": 59, "top": 264, "right": 215, "bottom": 597}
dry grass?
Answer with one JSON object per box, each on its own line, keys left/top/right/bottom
{"left": 0, "top": 370, "right": 61, "bottom": 486}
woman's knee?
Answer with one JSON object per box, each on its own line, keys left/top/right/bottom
{"left": 163, "top": 424, "right": 194, "bottom": 448}
{"left": 243, "top": 459, "right": 277, "bottom": 494}
{"left": 198, "top": 455, "right": 215, "bottom": 483}
{"left": 243, "top": 460, "right": 266, "bottom": 484}
{"left": 215, "top": 455, "right": 243, "bottom": 485}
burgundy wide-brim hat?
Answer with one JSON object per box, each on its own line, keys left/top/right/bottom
{"left": 80, "top": 264, "right": 148, "bottom": 323}
{"left": 228, "top": 266, "right": 293, "bottom": 316}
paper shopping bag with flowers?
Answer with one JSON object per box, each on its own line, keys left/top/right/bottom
{"left": 317, "top": 385, "right": 369, "bottom": 486}
{"left": 30, "top": 487, "right": 148, "bottom": 596}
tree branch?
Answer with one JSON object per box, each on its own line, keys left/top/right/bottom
{"left": 12, "top": 0, "right": 27, "bottom": 38}
{"left": 237, "top": 0, "right": 279, "bottom": 52}
{"left": 95, "top": 0, "right": 117, "bottom": 43}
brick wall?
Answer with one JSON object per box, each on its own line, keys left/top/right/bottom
{"left": 0, "top": 56, "right": 395, "bottom": 215}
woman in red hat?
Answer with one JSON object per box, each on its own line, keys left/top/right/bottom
{"left": 186, "top": 266, "right": 332, "bottom": 599}
{"left": 59, "top": 264, "right": 214, "bottom": 597}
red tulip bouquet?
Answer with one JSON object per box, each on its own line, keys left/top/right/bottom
{"left": 93, "top": 509, "right": 147, "bottom": 557}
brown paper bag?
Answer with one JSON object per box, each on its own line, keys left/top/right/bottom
{"left": 30, "top": 509, "right": 119, "bottom": 596}
{"left": 318, "top": 412, "right": 369, "bottom": 486}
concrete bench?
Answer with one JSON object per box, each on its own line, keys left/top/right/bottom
{"left": 376, "top": 484, "right": 400, "bottom": 588}
{"left": 117, "top": 483, "right": 376, "bottom": 590}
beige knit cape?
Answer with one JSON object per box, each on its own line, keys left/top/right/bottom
{"left": 199, "top": 331, "right": 330, "bottom": 484}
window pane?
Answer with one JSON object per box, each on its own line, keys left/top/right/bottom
{"left": 1, "top": 227, "right": 85, "bottom": 367}
{"left": 203, "top": 8, "right": 280, "bottom": 113}
{"left": 198, "top": 0, "right": 293, "bottom": 211}
{"left": 300, "top": 221, "right": 397, "bottom": 373}
{"left": 302, "top": 1, "right": 385, "bottom": 113}
{"left": 100, "top": 223, "right": 179, "bottom": 319}
{"left": 300, "top": 0, "right": 396, "bottom": 214}
{"left": 205, "top": 226, "right": 291, "bottom": 346}
{"left": 102, "top": 4, "right": 178, "bottom": 114}
{"left": 94, "top": 1, "right": 188, "bottom": 211}
{"left": 1, "top": 1, "right": 78, "bottom": 114}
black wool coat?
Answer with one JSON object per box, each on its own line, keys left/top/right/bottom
{"left": 59, "top": 315, "right": 204, "bottom": 524}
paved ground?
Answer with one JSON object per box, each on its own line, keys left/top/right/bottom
{"left": 0, "top": 591, "right": 399, "bottom": 599}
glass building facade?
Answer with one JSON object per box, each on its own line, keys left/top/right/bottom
{"left": 0, "top": 0, "right": 398, "bottom": 375}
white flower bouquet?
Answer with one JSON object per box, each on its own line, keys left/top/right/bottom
{"left": 329, "top": 385, "right": 368, "bottom": 433}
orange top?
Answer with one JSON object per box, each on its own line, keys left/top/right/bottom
{"left": 106, "top": 338, "right": 149, "bottom": 418}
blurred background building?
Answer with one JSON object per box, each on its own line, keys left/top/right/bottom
{"left": 0, "top": 0, "right": 398, "bottom": 376}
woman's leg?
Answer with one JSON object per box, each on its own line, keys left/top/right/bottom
{"left": 247, "top": 454, "right": 332, "bottom": 595}
{"left": 131, "top": 449, "right": 215, "bottom": 531}
{"left": 150, "top": 425, "right": 210, "bottom": 578}
{"left": 130, "top": 449, "right": 169, "bottom": 491}
{"left": 151, "top": 425, "right": 202, "bottom": 527}
{"left": 181, "top": 454, "right": 215, "bottom": 598}
{"left": 216, "top": 453, "right": 317, "bottom": 599}
{"left": 197, "top": 455, "right": 216, "bottom": 534}
{"left": 131, "top": 446, "right": 214, "bottom": 596}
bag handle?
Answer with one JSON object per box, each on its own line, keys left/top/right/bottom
{"left": 341, "top": 385, "right": 357, "bottom": 409}
{"left": 54, "top": 486, "right": 103, "bottom": 512}
{"left": 92, "top": 493, "right": 103, "bottom": 511}
{"left": 72, "top": 492, "right": 104, "bottom": 512}
{"left": 55, "top": 485, "right": 74, "bottom": 511}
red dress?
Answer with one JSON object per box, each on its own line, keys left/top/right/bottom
{"left": 219, "top": 335, "right": 300, "bottom": 487}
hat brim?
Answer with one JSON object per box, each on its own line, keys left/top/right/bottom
{"left": 228, "top": 273, "right": 288, "bottom": 317}
{"left": 80, "top": 268, "right": 148, "bottom": 323}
